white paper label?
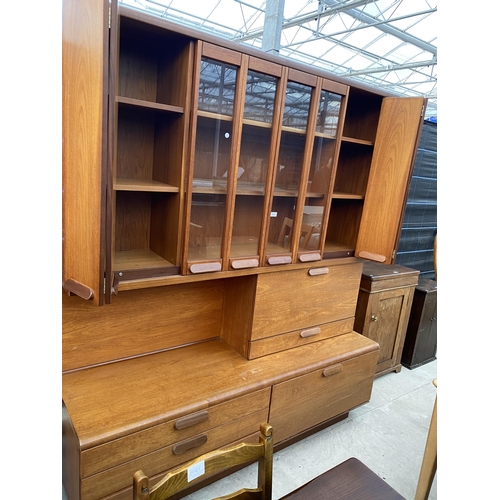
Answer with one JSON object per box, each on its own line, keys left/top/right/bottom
{"left": 187, "top": 460, "right": 205, "bottom": 482}
{"left": 270, "top": 211, "right": 278, "bottom": 217}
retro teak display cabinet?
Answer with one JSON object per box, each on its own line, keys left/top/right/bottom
{"left": 62, "top": 2, "right": 426, "bottom": 499}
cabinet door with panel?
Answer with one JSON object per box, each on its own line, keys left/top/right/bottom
{"left": 354, "top": 261, "right": 419, "bottom": 376}
{"left": 355, "top": 97, "right": 426, "bottom": 264}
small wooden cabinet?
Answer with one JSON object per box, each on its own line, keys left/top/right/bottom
{"left": 354, "top": 261, "right": 419, "bottom": 376}
{"left": 401, "top": 277, "right": 437, "bottom": 369}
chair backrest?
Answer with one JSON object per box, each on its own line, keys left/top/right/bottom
{"left": 278, "top": 217, "right": 314, "bottom": 250}
{"left": 133, "top": 423, "right": 273, "bottom": 500}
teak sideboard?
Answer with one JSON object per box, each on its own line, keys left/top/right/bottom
{"left": 62, "top": 2, "right": 426, "bottom": 499}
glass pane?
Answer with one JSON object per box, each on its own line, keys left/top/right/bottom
{"left": 231, "top": 71, "right": 277, "bottom": 259}
{"left": 267, "top": 81, "right": 312, "bottom": 255}
{"left": 316, "top": 90, "right": 342, "bottom": 137}
{"left": 188, "top": 58, "right": 238, "bottom": 262}
{"left": 198, "top": 59, "right": 237, "bottom": 115}
{"left": 299, "top": 90, "right": 342, "bottom": 252}
{"left": 243, "top": 70, "right": 277, "bottom": 124}
{"left": 300, "top": 136, "right": 335, "bottom": 252}
{"left": 188, "top": 193, "right": 226, "bottom": 261}
{"left": 282, "top": 81, "right": 312, "bottom": 130}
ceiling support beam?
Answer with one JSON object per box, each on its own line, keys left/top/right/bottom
{"left": 262, "top": 0, "right": 285, "bottom": 55}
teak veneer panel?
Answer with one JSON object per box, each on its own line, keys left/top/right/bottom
{"left": 80, "top": 409, "right": 268, "bottom": 500}
{"left": 62, "top": 333, "right": 378, "bottom": 450}
{"left": 269, "top": 349, "right": 378, "bottom": 443}
{"left": 62, "top": 0, "right": 107, "bottom": 304}
{"left": 62, "top": 280, "right": 224, "bottom": 372}
{"left": 252, "top": 262, "right": 363, "bottom": 339}
{"left": 80, "top": 389, "right": 270, "bottom": 478}
{"left": 356, "top": 97, "right": 425, "bottom": 264}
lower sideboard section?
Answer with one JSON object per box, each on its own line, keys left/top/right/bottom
{"left": 62, "top": 333, "right": 379, "bottom": 500}
{"left": 269, "top": 350, "right": 379, "bottom": 443}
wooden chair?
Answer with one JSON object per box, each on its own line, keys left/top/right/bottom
{"left": 278, "top": 217, "right": 314, "bottom": 250}
{"left": 414, "top": 379, "right": 437, "bottom": 500}
{"left": 133, "top": 423, "right": 273, "bottom": 500}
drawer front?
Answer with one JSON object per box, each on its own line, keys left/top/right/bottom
{"left": 252, "top": 262, "right": 362, "bottom": 340}
{"left": 248, "top": 318, "right": 354, "bottom": 359}
{"left": 81, "top": 388, "right": 270, "bottom": 478}
{"left": 81, "top": 408, "right": 269, "bottom": 500}
{"left": 269, "top": 351, "right": 378, "bottom": 443}
{"left": 100, "top": 430, "right": 262, "bottom": 500}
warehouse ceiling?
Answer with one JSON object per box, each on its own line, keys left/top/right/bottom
{"left": 119, "top": 0, "right": 437, "bottom": 119}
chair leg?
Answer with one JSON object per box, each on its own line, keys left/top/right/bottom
{"left": 414, "top": 381, "right": 437, "bottom": 500}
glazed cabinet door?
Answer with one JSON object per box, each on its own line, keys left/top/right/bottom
{"left": 355, "top": 97, "right": 426, "bottom": 264}
{"left": 184, "top": 44, "right": 287, "bottom": 274}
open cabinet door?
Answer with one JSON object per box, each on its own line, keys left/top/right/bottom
{"left": 356, "top": 97, "right": 426, "bottom": 264}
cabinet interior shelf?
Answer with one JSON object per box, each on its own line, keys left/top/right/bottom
{"left": 332, "top": 191, "right": 364, "bottom": 200}
{"left": 341, "top": 136, "right": 374, "bottom": 146}
{"left": 115, "top": 178, "right": 180, "bottom": 192}
{"left": 114, "top": 249, "right": 176, "bottom": 271}
{"left": 117, "top": 95, "right": 184, "bottom": 115}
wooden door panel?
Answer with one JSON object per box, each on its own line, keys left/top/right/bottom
{"left": 356, "top": 97, "right": 425, "bottom": 264}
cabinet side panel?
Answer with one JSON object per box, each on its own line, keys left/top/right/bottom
{"left": 62, "top": 281, "right": 224, "bottom": 371}
{"left": 356, "top": 97, "right": 424, "bottom": 263}
{"left": 63, "top": 0, "right": 107, "bottom": 303}
{"left": 62, "top": 403, "right": 81, "bottom": 500}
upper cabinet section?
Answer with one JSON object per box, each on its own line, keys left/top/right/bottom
{"left": 63, "top": 5, "right": 425, "bottom": 300}
{"left": 111, "top": 16, "right": 194, "bottom": 284}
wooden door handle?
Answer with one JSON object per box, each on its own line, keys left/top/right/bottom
{"left": 174, "top": 410, "right": 209, "bottom": 430}
{"left": 322, "top": 364, "right": 343, "bottom": 377}
{"left": 173, "top": 434, "right": 208, "bottom": 455}
{"left": 300, "top": 327, "right": 321, "bottom": 338}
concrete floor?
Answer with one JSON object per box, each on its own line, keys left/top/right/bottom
{"left": 63, "top": 359, "right": 437, "bottom": 500}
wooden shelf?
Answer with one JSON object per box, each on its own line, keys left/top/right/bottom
{"left": 115, "top": 178, "right": 179, "bottom": 192}
{"left": 117, "top": 95, "right": 184, "bottom": 114}
{"left": 341, "top": 136, "right": 374, "bottom": 146}
{"left": 332, "top": 191, "right": 364, "bottom": 200}
{"left": 114, "top": 249, "right": 176, "bottom": 271}
{"left": 198, "top": 110, "right": 233, "bottom": 122}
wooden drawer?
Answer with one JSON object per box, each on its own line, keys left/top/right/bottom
{"left": 81, "top": 388, "right": 270, "bottom": 478}
{"left": 101, "top": 430, "right": 262, "bottom": 500}
{"left": 252, "top": 262, "right": 362, "bottom": 340}
{"left": 269, "top": 349, "right": 378, "bottom": 443}
{"left": 248, "top": 318, "right": 354, "bottom": 359}
{"left": 81, "top": 408, "right": 268, "bottom": 500}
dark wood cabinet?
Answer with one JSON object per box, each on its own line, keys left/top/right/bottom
{"left": 401, "top": 278, "right": 437, "bottom": 369}
{"left": 354, "top": 261, "right": 419, "bottom": 376}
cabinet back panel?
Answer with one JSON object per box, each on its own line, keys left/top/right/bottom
{"left": 119, "top": 17, "right": 192, "bottom": 106}
{"left": 335, "top": 142, "right": 372, "bottom": 196}
{"left": 62, "top": 281, "right": 224, "bottom": 371}
{"left": 343, "top": 88, "right": 382, "bottom": 142}
{"left": 116, "top": 107, "right": 155, "bottom": 180}
{"left": 326, "top": 199, "right": 363, "bottom": 248}
{"left": 115, "top": 191, "right": 152, "bottom": 251}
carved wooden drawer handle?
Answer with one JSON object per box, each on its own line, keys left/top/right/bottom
{"left": 358, "top": 251, "right": 386, "bottom": 263}
{"left": 322, "top": 364, "right": 343, "bottom": 377}
{"left": 268, "top": 256, "right": 292, "bottom": 265}
{"left": 174, "top": 410, "right": 209, "bottom": 430}
{"left": 300, "top": 327, "right": 321, "bottom": 338}
{"left": 299, "top": 252, "right": 321, "bottom": 262}
{"left": 308, "top": 267, "right": 329, "bottom": 276}
{"left": 190, "top": 262, "right": 222, "bottom": 274}
{"left": 173, "top": 434, "right": 208, "bottom": 455}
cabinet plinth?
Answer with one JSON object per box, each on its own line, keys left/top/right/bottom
{"left": 354, "top": 261, "right": 419, "bottom": 376}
